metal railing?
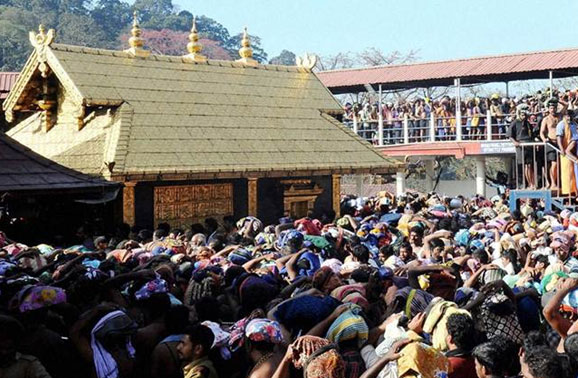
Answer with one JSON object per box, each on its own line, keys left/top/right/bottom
{"left": 515, "top": 141, "right": 578, "bottom": 207}
{"left": 343, "top": 110, "right": 512, "bottom": 146}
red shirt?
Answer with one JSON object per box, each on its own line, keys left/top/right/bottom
{"left": 447, "top": 355, "right": 476, "bottom": 378}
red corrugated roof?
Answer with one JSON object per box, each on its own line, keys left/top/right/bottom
{"left": 318, "top": 48, "right": 578, "bottom": 94}
{"left": 0, "top": 72, "right": 19, "bottom": 100}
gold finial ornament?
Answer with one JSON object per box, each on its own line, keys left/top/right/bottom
{"left": 29, "top": 24, "right": 55, "bottom": 49}
{"left": 29, "top": 24, "right": 56, "bottom": 78}
{"left": 183, "top": 17, "right": 207, "bottom": 63}
{"left": 125, "top": 11, "right": 150, "bottom": 58}
{"left": 296, "top": 53, "right": 318, "bottom": 72}
{"left": 236, "top": 27, "right": 258, "bottom": 67}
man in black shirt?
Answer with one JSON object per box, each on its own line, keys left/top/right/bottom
{"left": 508, "top": 107, "right": 536, "bottom": 188}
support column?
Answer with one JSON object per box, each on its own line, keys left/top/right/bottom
{"left": 378, "top": 84, "right": 384, "bottom": 146}
{"left": 396, "top": 171, "right": 406, "bottom": 196}
{"left": 486, "top": 110, "right": 492, "bottom": 140}
{"left": 122, "top": 182, "right": 136, "bottom": 226}
{"left": 549, "top": 70, "right": 554, "bottom": 99}
{"left": 424, "top": 160, "right": 435, "bottom": 192}
{"left": 247, "top": 178, "right": 258, "bottom": 216}
{"left": 455, "top": 78, "right": 462, "bottom": 141}
{"left": 403, "top": 115, "right": 409, "bottom": 144}
{"left": 332, "top": 174, "right": 341, "bottom": 218}
{"left": 429, "top": 113, "right": 436, "bottom": 142}
{"left": 475, "top": 156, "right": 486, "bottom": 197}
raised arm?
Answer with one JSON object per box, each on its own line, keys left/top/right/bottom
{"left": 544, "top": 278, "right": 578, "bottom": 338}
{"left": 407, "top": 264, "right": 449, "bottom": 289}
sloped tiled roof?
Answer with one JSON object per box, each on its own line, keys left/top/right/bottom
{"left": 0, "top": 72, "right": 18, "bottom": 100}
{"left": 6, "top": 43, "right": 401, "bottom": 180}
{"left": 0, "top": 132, "right": 118, "bottom": 192}
{"left": 318, "top": 47, "right": 578, "bottom": 93}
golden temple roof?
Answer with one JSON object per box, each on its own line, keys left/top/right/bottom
{"left": 5, "top": 40, "right": 401, "bottom": 181}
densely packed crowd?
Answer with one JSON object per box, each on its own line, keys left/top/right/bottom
{"left": 1, "top": 190, "right": 578, "bottom": 378}
{"left": 343, "top": 88, "right": 578, "bottom": 144}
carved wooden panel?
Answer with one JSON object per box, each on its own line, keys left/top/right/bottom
{"left": 332, "top": 174, "right": 341, "bottom": 217}
{"left": 123, "top": 183, "right": 136, "bottom": 226}
{"left": 154, "top": 183, "right": 233, "bottom": 228}
{"left": 248, "top": 178, "right": 258, "bottom": 216}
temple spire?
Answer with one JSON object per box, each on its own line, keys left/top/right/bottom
{"left": 236, "top": 27, "right": 258, "bottom": 66}
{"left": 125, "top": 11, "right": 149, "bottom": 58}
{"left": 183, "top": 17, "right": 207, "bottom": 63}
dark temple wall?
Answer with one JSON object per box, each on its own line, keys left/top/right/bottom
{"left": 257, "top": 178, "right": 285, "bottom": 225}
{"left": 133, "top": 178, "right": 248, "bottom": 230}
{"left": 310, "top": 175, "right": 333, "bottom": 219}
{"left": 257, "top": 175, "right": 334, "bottom": 225}
{"left": 131, "top": 175, "right": 333, "bottom": 230}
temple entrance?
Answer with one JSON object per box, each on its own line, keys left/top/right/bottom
{"left": 281, "top": 179, "right": 324, "bottom": 218}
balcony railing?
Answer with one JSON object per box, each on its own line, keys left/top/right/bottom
{"left": 343, "top": 110, "right": 527, "bottom": 146}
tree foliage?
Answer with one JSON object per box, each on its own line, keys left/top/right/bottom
{"left": 269, "top": 49, "right": 296, "bottom": 66}
{"left": 316, "top": 48, "right": 418, "bottom": 72}
{"left": 0, "top": 0, "right": 272, "bottom": 71}
{"left": 90, "top": 0, "right": 132, "bottom": 42}
{"left": 119, "top": 28, "right": 231, "bottom": 60}
{"left": 0, "top": 6, "right": 36, "bottom": 71}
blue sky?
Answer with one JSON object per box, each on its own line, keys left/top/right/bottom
{"left": 172, "top": 0, "right": 578, "bottom": 63}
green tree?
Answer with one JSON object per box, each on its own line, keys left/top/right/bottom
{"left": 57, "top": 13, "right": 110, "bottom": 47}
{"left": 58, "top": 0, "right": 90, "bottom": 15}
{"left": 132, "top": 0, "right": 173, "bottom": 26}
{"left": 90, "top": 0, "right": 131, "bottom": 40}
{"left": 269, "top": 49, "right": 296, "bottom": 65}
{"left": 0, "top": 6, "right": 36, "bottom": 70}
{"left": 8, "top": 0, "right": 59, "bottom": 26}
{"left": 196, "top": 15, "right": 229, "bottom": 45}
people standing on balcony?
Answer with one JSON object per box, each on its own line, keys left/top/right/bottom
{"left": 490, "top": 95, "right": 505, "bottom": 136}
{"left": 470, "top": 99, "right": 482, "bottom": 140}
{"left": 369, "top": 103, "right": 379, "bottom": 144}
{"left": 557, "top": 109, "right": 578, "bottom": 196}
{"left": 435, "top": 101, "right": 450, "bottom": 141}
{"left": 449, "top": 100, "right": 457, "bottom": 139}
{"left": 414, "top": 99, "right": 427, "bottom": 143}
{"left": 424, "top": 98, "right": 432, "bottom": 141}
{"left": 383, "top": 102, "right": 394, "bottom": 144}
{"left": 508, "top": 106, "right": 536, "bottom": 189}
{"left": 359, "top": 103, "right": 371, "bottom": 137}
{"left": 392, "top": 104, "right": 402, "bottom": 144}
{"left": 540, "top": 101, "right": 560, "bottom": 190}
{"left": 466, "top": 100, "right": 474, "bottom": 140}
{"left": 406, "top": 100, "right": 415, "bottom": 143}
{"left": 466, "top": 98, "right": 481, "bottom": 140}
{"left": 343, "top": 103, "right": 353, "bottom": 124}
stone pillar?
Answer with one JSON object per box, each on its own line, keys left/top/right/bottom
{"left": 332, "top": 174, "right": 341, "bottom": 218}
{"left": 122, "top": 182, "right": 136, "bottom": 226}
{"left": 424, "top": 160, "right": 435, "bottom": 192}
{"left": 396, "top": 171, "right": 406, "bottom": 196}
{"left": 247, "top": 178, "right": 258, "bottom": 216}
{"left": 476, "top": 156, "right": 486, "bottom": 197}
{"left": 355, "top": 175, "right": 363, "bottom": 196}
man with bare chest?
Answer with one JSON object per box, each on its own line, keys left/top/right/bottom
{"left": 540, "top": 102, "right": 560, "bottom": 189}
